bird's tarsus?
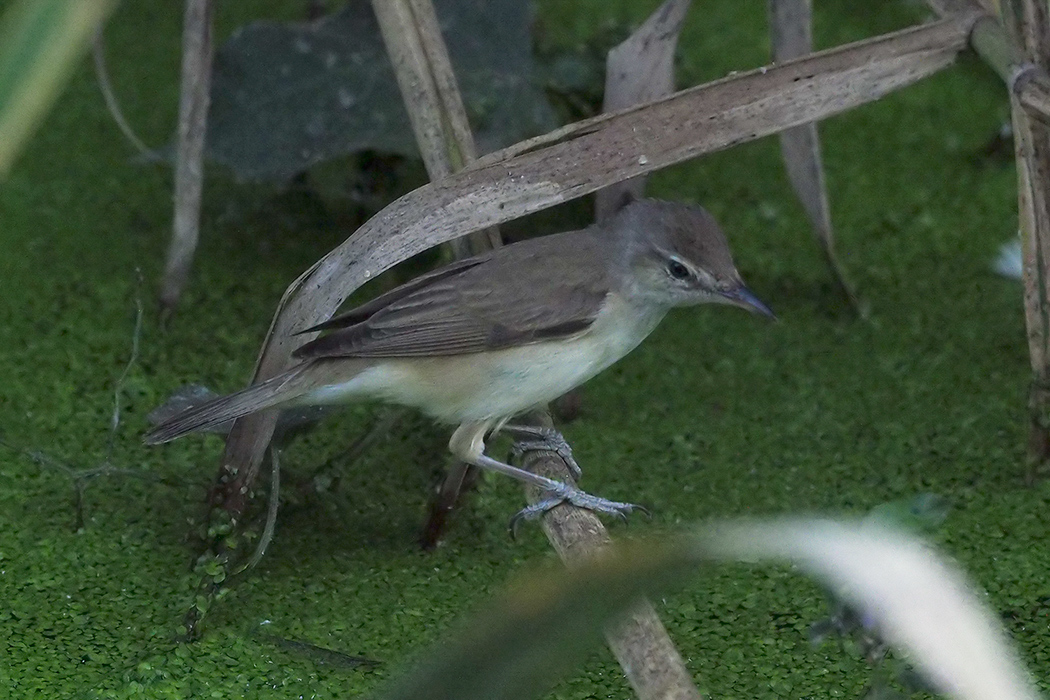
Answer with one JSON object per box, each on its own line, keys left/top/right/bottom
{"left": 507, "top": 425, "right": 583, "bottom": 480}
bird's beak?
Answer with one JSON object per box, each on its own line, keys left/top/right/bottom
{"left": 720, "top": 286, "right": 776, "bottom": 320}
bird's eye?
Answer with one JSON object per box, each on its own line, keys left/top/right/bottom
{"left": 667, "top": 259, "right": 690, "bottom": 280}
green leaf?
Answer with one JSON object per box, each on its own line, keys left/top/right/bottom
{"left": 0, "top": 0, "right": 117, "bottom": 177}
{"left": 206, "top": 0, "right": 557, "bottom": 181}
{"left": 866, "top": 493, "right": 949, "bottom": 533}
{"left": 375, "top": 540, "right": 696, "bottom": 700}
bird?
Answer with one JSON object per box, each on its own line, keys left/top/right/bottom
{"left": 145, "top": 198, "right": 774, "bottom": 526}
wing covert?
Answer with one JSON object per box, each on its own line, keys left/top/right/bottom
{"left": 293, "top": 229, "right": 611, "bottom": 360}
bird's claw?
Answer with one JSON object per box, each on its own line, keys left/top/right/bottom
{"left": 508, "top": 427, "right": 583, "bottom": 480}
{"left": 508, "top": 481, "right": 648, "bottom": 538}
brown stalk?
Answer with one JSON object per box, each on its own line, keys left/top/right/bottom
{"left": 371, "top": 0, "right": 500, "bottom": 258}
{"left": 769, "top": 0, "right": 863, "bottom": 314}
{"left": 370, "top": 0, "right": 500, "bottom": 548}
{"left": 516, "top": 413, "right": 702, "bottom": 700}
{"left": 521, "top": 3, "right": 702, "bottom": 698}
{"left": 160, "top": 0, "right": 214, "bottom": 314}
{"left": 998, "top": 0, "right": 1050, "bottom": 481}
{"left": 207, "top": 12, "right": 979, "bottom": 582}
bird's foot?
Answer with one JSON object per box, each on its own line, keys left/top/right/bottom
{"left": 509, "top": 481, "right": 650, "bottom": 537}
{"left": 506, "top": 425, "right": 582, "bottom": 480}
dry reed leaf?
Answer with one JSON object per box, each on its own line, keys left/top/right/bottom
{"left": 372, "top": 0, "right": 499, "bottom": 256}
{"left": 769, "top": 0, "right": 862, "bottom": 311}
{"left": 998, "top": 0, "right": 1050, "bottom": 475}
{"left": 594, "top": 0, "right": 690, "bottom": 222}
{"left": 216, "top": 12, "right": 981, "bottom": 505}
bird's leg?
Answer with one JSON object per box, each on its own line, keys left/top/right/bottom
{"left": 449, "top": 422, "right": 645, "bottom": 534}
{"left": 502, "top": 424, "right": 582, "bottom": 480}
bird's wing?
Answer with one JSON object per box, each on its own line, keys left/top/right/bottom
{"left": 293, "top": 230, "right": 610, "bottom": 359}
{"left": 293, "top": 256, "right": 487, "bottom": 335}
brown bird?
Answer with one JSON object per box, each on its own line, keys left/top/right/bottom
{"left": 146, "top": 199, "right": 773, "bottom": 525}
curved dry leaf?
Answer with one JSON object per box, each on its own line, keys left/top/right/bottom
{"left": 220, "top": 13, "right": 978, "bottom": 501}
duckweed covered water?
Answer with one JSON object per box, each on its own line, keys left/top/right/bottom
{"left": 1, "top": 0, "right": 1046, "bottom": 697}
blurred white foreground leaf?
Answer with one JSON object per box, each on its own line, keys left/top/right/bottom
{"left": 374, "top": 519, "right": 1041, "bottom": 700}
{"left": 704, "top": 520, "right": 1041, "bottom": 700}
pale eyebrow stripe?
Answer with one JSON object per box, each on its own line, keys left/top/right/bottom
{"left": 661, "top": 250, "right": 709, "bottom": 282}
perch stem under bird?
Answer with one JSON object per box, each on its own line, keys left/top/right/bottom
{"left": 145, "top": 198, "right": 775, "bottom": 527}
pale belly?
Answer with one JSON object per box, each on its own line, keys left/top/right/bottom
{"left": 300, "top": 297, "right": 667, "bottom": 423}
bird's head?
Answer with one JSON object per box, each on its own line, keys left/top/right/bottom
{"left": 614, "top": 198, "right": 774, "bottom": 318}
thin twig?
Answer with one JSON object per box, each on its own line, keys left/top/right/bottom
{"left": 0, "top": 440, "right": 162, "bottom": 483}
{"left": 254, "top": 633, "right": 380, "bottom": 668}
{"left": 0, "top": 285, "right": 185, "bottom": 528}
{"left": 106, "top": 272, "right": 144, "bottom": 465}
{"left": 161, "top": 0, "right": 214, "bottom": 313}
{"left": 0, "top": 437, "right": 186, "bottom": 528}
{"left": 300, "top": 408, "right": 402, "bottom": 491}
{"left": 91, "top": 29, "right": 160, "bottom": 161}
{"left": 242, "top": 448, "right": 281, "bottom": 573}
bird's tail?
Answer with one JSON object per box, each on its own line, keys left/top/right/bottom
{"left": 144, "top": 366, "right": 313, "bottom": 445}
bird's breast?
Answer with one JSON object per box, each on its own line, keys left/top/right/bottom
{"left": 397, "top": 294, "right": 666, "bottom": 421}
